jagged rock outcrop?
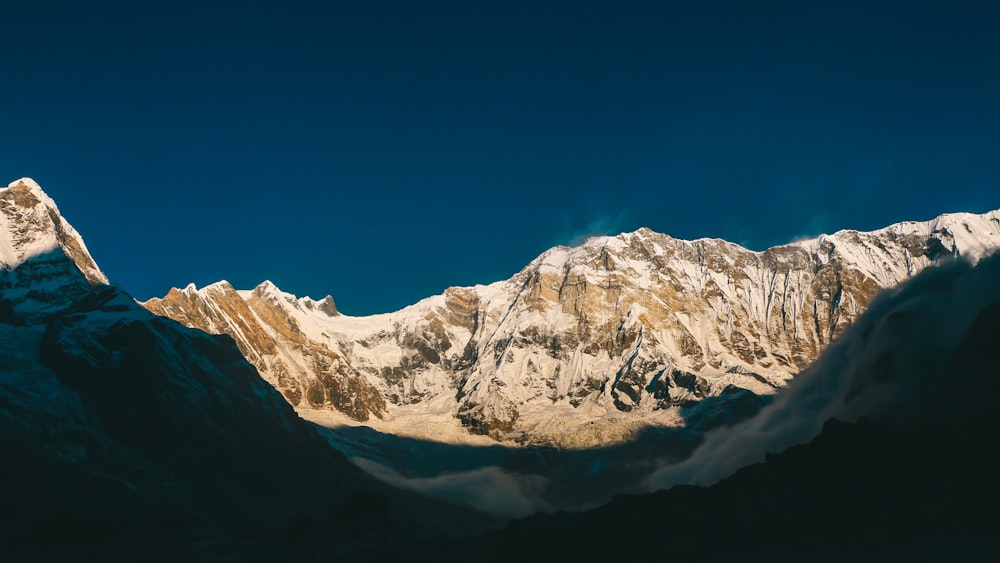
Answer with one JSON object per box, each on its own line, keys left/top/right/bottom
{"left": 145, "top": 206, "right": 1000, "bottom": 446}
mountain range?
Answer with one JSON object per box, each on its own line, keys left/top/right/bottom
{"left": 143, "top": 200, "right": 1000, "bottom": 446}
{"left": 4, "top": 176, "right": 999, "bottom": 561}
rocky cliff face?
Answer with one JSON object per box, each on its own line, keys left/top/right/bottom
{"left": 144, "top": 281, "right": 386, "bottom": 421}
{"left": 145, "top": 209, "right": 1000, "bottom": 446}
{"left": 427, "top": 254, "right": 1000, "bottom": 563}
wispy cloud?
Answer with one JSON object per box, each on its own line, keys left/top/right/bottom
{"left": 559, "top": 211, "right": 631, "bottom": 247}
{"left": 350, "top": 457, "right": 551, "bottom": 518}
{"left": 785, "top": 213, "right": 837, "bottom": 244}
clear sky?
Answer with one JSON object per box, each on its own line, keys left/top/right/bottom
{"left": 2, "top": 1, "right": 998, "bottom": 315}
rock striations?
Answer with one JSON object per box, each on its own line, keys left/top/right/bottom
{"left": 144, "top": 202, "right": 1000, "bottom": 446}
{"left": 144, "top": 280, "right": 386, "bottom": 421}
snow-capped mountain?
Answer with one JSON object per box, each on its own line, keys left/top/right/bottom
{"left": 0, "top": 178, "right": 107, "bottom": 321}
{"left": 427, "top": 250, "right": 1000, "bottom": 563}
{"left": 144, "top": 204, "right": 1000, "bottom": 446}
{"left": 0, "top": 178, "right": 493, "bottom": 558}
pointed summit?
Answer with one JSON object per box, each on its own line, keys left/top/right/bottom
{"left": 1, "top": 178, "right": 108, "bottom": 320}
{"left": 1, "top": 177, "right": 106, "bottom": 284}
{"left": 315, "top": 294, "right": 338, "bottom": 316}
{"left": 301, "top": 294, "right": 338, "bottom": 316}
{"left": 8, "top": 177, "right": 47, "bottom": 197}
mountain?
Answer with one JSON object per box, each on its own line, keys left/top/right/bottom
{"left": 418, "top": 248, "right": 1000, "bottom": 562}
{"left": 6, "top": 176, "right": 999, "bottom": 560}
{"left": 144, "top": 203, "right": 1000, "bottom": 446}
{"left": 0, "top": 178, "right": 107, "bottom": 321}
{"left": 0, "top": 178, "right": 494, "bottom": 561}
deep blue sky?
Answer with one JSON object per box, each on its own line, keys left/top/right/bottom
{"left": 2, "top": 1, "right": 998, "bottom": 315}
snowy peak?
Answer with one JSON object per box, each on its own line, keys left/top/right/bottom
{"left": 1, "top": 178, "right": 109, "bottom": 321}
{"left": 302, "top": 294, "right": 339, "bottom": 317}
{"left": 0, "top": 178, "right": 106, "bottom": 285}
{"left": 528, "top": 209, "right": 1000, "bottom": 275}
{"left": 872, "top": 209, "right": 1000, "bottom": 260}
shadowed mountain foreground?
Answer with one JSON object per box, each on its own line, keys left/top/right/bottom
{"left": 0, "top": 179, "right": 496, "bottom": 561}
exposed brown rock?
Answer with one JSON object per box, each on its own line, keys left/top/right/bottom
{"left": 144, "top": 282, "right": 386, "bottom": 422}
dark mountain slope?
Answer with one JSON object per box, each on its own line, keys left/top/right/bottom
{"left": 0, "top": 181, "right": 495, "bottom": 562}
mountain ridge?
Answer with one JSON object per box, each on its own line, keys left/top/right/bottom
{"left": 143, "top": 196, "right": 1000, "bottom": 446}
{"left": 4, "top": 176, "right": 1000, "bottom": 558}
